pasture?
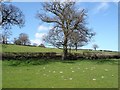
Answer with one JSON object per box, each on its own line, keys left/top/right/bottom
{"left": 2, "top": 44, "right": 119, "bottom": 88}
{"left": 2, "top": 44, "right": 62, "bottom": 53}
{"left": 0, "top": 60, "right": 2, "bottom": 89}
{"left": 2, "top": 44, "right": 118, "bottom": 55}
{"left": 2, "top": 59, "right": 118, "bottom": 88}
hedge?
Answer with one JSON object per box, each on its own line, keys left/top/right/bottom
{"left": 2, "top": 52, "right": 60, "bottom": 60}
{"left": 1, "top": 52, "right": 120, "bottom": 60}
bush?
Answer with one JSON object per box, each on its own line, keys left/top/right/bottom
{"left": 38, "top": 44, "right": 45, "bottom": 48}
{"left": 2, "top": 52, "right": 120, "bottom": 60}
{"left": 2, "top": 52, "right": 58, "bottom": 60}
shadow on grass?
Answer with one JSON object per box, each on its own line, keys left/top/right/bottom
{"left": 2, "top": 44, "right": 7, "bottom": 48}
{"left": 7, "top": 59, "right": 51, "bottom": 66}
{"left": 95, "top": 59, "right": 118, "bottom": 65}
{"left": 6, "top": 59, "right": 77, "bottom": 66}
{"left": 5, "top": 59, "right": 119, "bottom": 66}
{"left": 61, "top": 61, "right": 76, "bottom": 64}
{"left": 75, "top": 59, "right": 119, "bottom": 65}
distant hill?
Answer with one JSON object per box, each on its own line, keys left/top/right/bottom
{"left": 1, "top": 44, "right": 118, "bottom": 55}
{"left": 2, "top": 44, "right": 62, "bottom": 53}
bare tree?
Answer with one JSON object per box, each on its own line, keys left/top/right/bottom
{"left": 0, "top": 0, "right": 12, "bottom": 2}
{"left": 93, "top": 44, "right": 99, "bottom": 50}
{"left": 14, "top": 33, "right": 30, "bottom": 45}
{"left": 0, "top": 3, "right": 25, "bottom": 29}
{"left": 69, "top": 27, "right": 95, "bottom": 51}
{"left": 14, "top": 38, "right": 22, "bottom": 45}
{"left": 39, "top": 43, "right": 45, "bottom": 48}
{"left": 43, "top": 28, "right": 64, "bottom": 49}
{"left": 0, "top": 29, "right": 12, "bottom": 44}
{"left": 0, "top": 3, "right": 25, "bottom": 44}
{"left": 37, "top": 2, "right": 95, "bottom": 60}
{"left": 68, "top": 31, "right": 85, "bottom": 51}
{"left": 18, "top": 33, "right": 30, "bottom": 45}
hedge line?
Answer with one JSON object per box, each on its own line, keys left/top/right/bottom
{"left": 2, "top": 52, "right": 61, "bottom": 60}
{"left": 1, "top": 52, "right": 120, "bottom": 60}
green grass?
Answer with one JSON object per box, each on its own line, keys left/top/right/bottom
{"left": 2, "top": 44, "right": 62, "bottom": 53}
{"left": 0, "top": 44, "right": 2, "bottom": 52}
{"left": 2, "top": 59, "right": 118, "bottom": 88}
{"left": 0, "top": 60, "right": 2, "bottom": 89}
{"left": 2, "top": 44, "right": 119, "bottom": 88}
{"left": 2, "top": 44, "right": 118, "bottom": 55}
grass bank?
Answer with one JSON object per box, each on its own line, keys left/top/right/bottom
{"left": 2, "top": 59, "right": 118, "bottom": 88}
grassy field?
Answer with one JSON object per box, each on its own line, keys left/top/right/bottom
{"left": 0, "top": 60, "right": 2, "bottom": 89}
{"left": 2, "top": 44, "right": 118, "bottom": 55}
{"left": 2, "top": 59, "right": 118, "bottom": 88}
{"left": 2, "top": 44, "right": 62, "bottom": 53}
{"left": 1, "top": 44, "right": 119, "bottom": 88}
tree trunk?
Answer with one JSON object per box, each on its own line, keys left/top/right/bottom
{"left": 2, "top": 40, "right": 5, "bottom": 44}
{"left": 23, "top": 42, "right": 25, "bottom": 45}
{"left": 69, "top": 46, "right": 71, "bottom": 53}
{"left": 95, "top": 48, "right": 96, "bottom": 50}
{"left": 5, "top": 40, "right": 7, "bottom": 44}
{"left": 62, "top": 37, "right": 68, "bottom": 60}
{"left": 5, "top": 37, "right": 8, "bottom": 44}
{"left": 2, "top": 36, "right": 6, "bottom": 44}
{"left": 75, "top": 43, "right": 77, "bottom": 51}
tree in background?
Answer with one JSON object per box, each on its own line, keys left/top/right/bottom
{"left": 39, "top": 43, "right": 45, "bottom": 48}
{"left": 14, "top": 38, "right": 22, "bottom": 45}
{"left": 0, "top": 34, "right": 2, "bottom": 44}
{"left": 0, "top": 3, "right": 25, "bottom": 44}
{"left": 14, "top": 33, "right": 30, "bottom": 45}
{"left": 68, "top": 29, "right": 94, "bottom": 51}
{"left": 37, "top": 2, "right": 95, "bottom": 60}
{"left": 93, "top": 44, "right": 99, "bottom": 50}
{"left": 0, "top": 30, "right": 12, "bottom": 44}
{"left": 33, "top": 43, "right": 38, "bottom": 47}
{"left": 18, "top": 33, "right": 30, "bottom": 45}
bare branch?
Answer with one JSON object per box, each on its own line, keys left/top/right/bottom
{"left": 1, "top": 3, "right": 25, "bottom": 30}
{"left": 37, "top": 2, "right": 95, "bottom": 60}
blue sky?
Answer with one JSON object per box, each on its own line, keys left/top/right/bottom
{"left": 5, "top": 2, "right": 118, "bottom": 51}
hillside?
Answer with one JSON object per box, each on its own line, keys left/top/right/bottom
{"left": 1, "top": 44, "right": 118, "bottom": 55}
{"left": 2, "top": 44, "right": 62, "bottom": 53}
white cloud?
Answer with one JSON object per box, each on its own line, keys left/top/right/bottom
{"left": 31, "top": 25, "right": 51, "bottom": 46}
{"left": 38, "top": 25, "right": 53, "bottom": 32}
{"left": 35, "top": 33, "right": 46, "bottom": 39}
{"left": 93, "top": 2, "right": 109, "bottom": 14}
{"left": 31, "top": 33, "right": 47, "bottom": 45}
{"left": 31, "top": 39, "right": 42, "bottom": 45}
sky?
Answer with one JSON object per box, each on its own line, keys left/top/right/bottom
{"left": 3, "top": 2, "right": 118, "bottom": 51}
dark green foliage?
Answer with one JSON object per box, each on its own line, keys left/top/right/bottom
{"left": 2, "top": 52, "right": 120, "bottom": 60}
{"left": 2, "top": 52, "right": 58, "bottom": 60}
{"left": 14, "top": 39, "right": 22, "bottom": 45}
{"left": 8, "top": 60, "right": 21, "bottom": 66}
{"left": 38, "top": 44, "right": 45, "bottom": 48}
{"left": 7, "top": 59, "right": 50, "bottom": 66}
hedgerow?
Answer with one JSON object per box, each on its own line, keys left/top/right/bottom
{"left": 2, "top": 52, "right": 120, "bottom": 60}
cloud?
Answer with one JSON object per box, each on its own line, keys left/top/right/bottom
{"left": 93, "top": 2, "right": 109, "bottom": 14}
{"left": 38, "top": 25, "right": 53, "bottom": 32}
{"left": 35, "top": 33, "right": 46, "bottom": 39}
{"left": 30, "top": 39, "right": 42, "bottom": 45}
{"left": 31, "top": 33, "right": 47, "bottom": 45}
{"left": 31, "top": 25, "right": 52, "bottom": 46}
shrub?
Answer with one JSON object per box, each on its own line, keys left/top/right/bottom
{"left": 2, "top": 52, "right": 58, "bottom": 60}
{"left": 39, "top": 44, "right": 45, "bottom": 48}
{"left": 2, "top": 52, "right": 120, "bottom": 60}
